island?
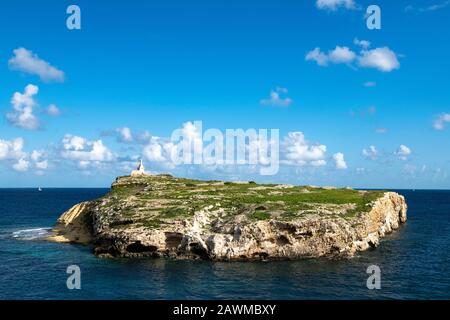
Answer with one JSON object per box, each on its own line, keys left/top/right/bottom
{"left": 47, "top": 159, "right": 407, "bottom": 261}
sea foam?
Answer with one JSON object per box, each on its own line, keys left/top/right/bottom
{"left": 12, "top": 227, "right": 52, "bottom": 240}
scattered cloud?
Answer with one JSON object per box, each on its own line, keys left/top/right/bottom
{"left": 329, "top": 46, "right": 357, "bottom": 64}
{"left": 306, "top": 40, "right": 400, "bottom": 72}
{"left": 306, "top": 46, "right": 356, "bottom": 66}
{"left": 13, "top": 158, "right": 29, "bottom": 172}
{"left": 354, "top": 38, "right": 370, "bottom": 49}
{"left": 140, "top": 123, "right": 340, "bottom": 171}
{"left": 395, "top": 144, "right": 412, "bottom": 160}
{"left": 8, "top": 47, "right": 65, "bottom": 83}
{"left": 356, "top": 167, "right": 366, "bottom": 174}
{"left": 358, "top": 47, "right": 400, "bottom": 72}
{"left": 143, "top": 137, "right": 176, "bottom": 163}
{"left": 333, "top": 152, "right": 348, "bottom": 169}
{"left": 305, "top": 48, "right": 328, "bottom": 66}
{"left": 425, "top": 1, "right": 450, "bottom": 11}
{"left": 362, "top": 145, "right": 379, "bottom": 160}
{"left": 6, "top": 84, "right": 40, "bottom": 130}
{"left": 61, "top": 135, "right": 114, "bottom": 165}
{"left": 281, "top": 132, "right": 327, "bottom": 167}
{"left": 433, "top": 113, "right": 450, "bottom": 130}
{"left": 260, "top": 87, "right": 293, "bottom": 107}
{"left": 31, "top": 150, "right": 49, "bottom": 170}
{"left": 46, "top": 104, "right": 61, "bottom": 116}
{"left": 0, "top": 138, "right": 49, "bottom": 174}
{"left": 0, "top": 138, "right": 26, "bottom": 160}
{"left": 405, "top": 1, "right": 450, "bottom": 13}
{"left": 316, "top": 0, "right": 356, "bottom": 11}
{"left": 362, "top": 144, "right": 413, "bottom": 162}
{"left": 35, "top": 160, "right": 48, "bottom": 170}
{"left": 117, "top": 127, "right": 133, "bottom": 143}
{"left": 142, "top": 122, "right": 202, "bottom": 167}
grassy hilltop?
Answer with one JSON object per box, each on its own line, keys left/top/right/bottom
{"left": 49, "top": 174, "right": 406, "bottom": 260}
{"left": 104, "top": 174, "right": 385, "bottom": 230}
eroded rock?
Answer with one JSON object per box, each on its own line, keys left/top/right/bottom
{"left": 47, "top": 175, "right": 407, "bottom": 260}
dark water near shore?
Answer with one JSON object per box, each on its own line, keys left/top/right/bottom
{"left": 0, "top": 188, "right": 449, "bottom": 300}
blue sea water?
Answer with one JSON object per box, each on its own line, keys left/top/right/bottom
{"left": 0, "top": 188, "right": 449, "bottom": 300}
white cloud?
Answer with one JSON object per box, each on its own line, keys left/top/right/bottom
{"left": 281, "top": 132, "right": 327, "bottom": 166}
{"left": 8, "top": 48, "right": 65, "bottom": 82}
{"left": 13, "top": 158, "right": 29, "bottom": 172}
{"left": 305, "top": 48, "right": 329, "bottom": 66}
{"left": 0, "top": 138, "right": 26, "bottom": 160}
{"left": 433, "top": 113, "right": 450, "bottom": 130}
{"left": 362, "top": 145, "right": 379, "bottom": 160}
{"left": 395, "top": 144, "right": 412, "bottom": 160}
{"left": 354, "top": 38, "right": 371, "bottom": 49}
{"left": 35, "top": 160, "right": 48, "bottom": 170}
{"left": 358, "top": 47, "right": 400, "bottom": 72}
{"left": 329, "top": 46, "right": 357, "bottom": 64}
{"left": 142, "top": 124, "right": 336, "bottom": 172}
{"left": 31, "top": 150, "right": 44, "bottom": 161}
{"left": 405, "top": 1, "right": 450, "bottom": 12}
{"left": 310, "top": 160, "right": 327, "bottom": 167}
{"left": 143, "top": 137, "right": 175, "bottom": 163}
{"left": 61, "top": 135, "right": 114, "bottom": 163}
{"left": 306, "top": 46, "right": 356, "bottom": 66}
{"left": 0, "top": 138, "right": 47, "bottom": 173}
{"left": 316, "top": 0, "right": 356, "bottom": 11}
{"left": 260, "top": 87, "right": 293, "bottom": 107}
{"left": 117, "top": 127, "right": 134, "bottom": 143}
{"left": 306, "top": 41, "right": 400, "bottom": 72}
{"left": 136, "top": 131, "right": 152, "bottom": 144}
{"left": 6, "top": 84, "right": 40, "bottom": 130}
{"left": 46, "top": 104, "right": 61, "bottom": 116}
{"left": 333, "top": 152, "right": 348, "bottom": 169}
{"left": 141, "top": 122, "right": 203, "bottom": 166}
{"left": 62, "top": 135, "right": 86, "bottom": 151}
{"left": 425, "top": 1, "right": 450, "bottom": 11}
{"left": 31, "top": 150, "right": 49, "bottom": 170}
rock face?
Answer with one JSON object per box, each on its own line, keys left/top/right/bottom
{"left": 46, "top": 201, "right": 94, "bottom": 244}
{"left": 47, "top": 175, "right": 407, "bottom": 260}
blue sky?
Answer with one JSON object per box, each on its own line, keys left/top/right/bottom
{"left": 0, "top": 0, "right": 449, "bottom": 188}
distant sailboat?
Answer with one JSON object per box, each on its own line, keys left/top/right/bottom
{"left": 38, "top": 187, "right": 42, "bottom": 192}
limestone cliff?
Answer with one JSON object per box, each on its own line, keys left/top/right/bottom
{"left": 46, "top": 201, "right": 94, "bottom": 244}
{"left": 47, "top": 175, "right": 407, "bottom": 260}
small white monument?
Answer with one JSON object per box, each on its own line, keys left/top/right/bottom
{"left": 131, "top": 159, "right": 146, "bottom": 177}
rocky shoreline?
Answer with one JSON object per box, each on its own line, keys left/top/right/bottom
{"left": 46, "top": 175, "right": 407, "bottom": 261}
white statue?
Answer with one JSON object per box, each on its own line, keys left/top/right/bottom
{"left": 131, "top": 159, "right": 146, "bottom": 176}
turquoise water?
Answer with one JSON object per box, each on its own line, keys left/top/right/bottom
{"left": 0, "top": 188, "right": 449, "bottom": 299}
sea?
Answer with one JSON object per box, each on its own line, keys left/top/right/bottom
{"left": 0, "top": 188, "right": 449, "bottom": 300}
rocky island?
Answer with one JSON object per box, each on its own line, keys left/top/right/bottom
{"left": 47, "top": 174, "right": 407, "bottom": 261}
